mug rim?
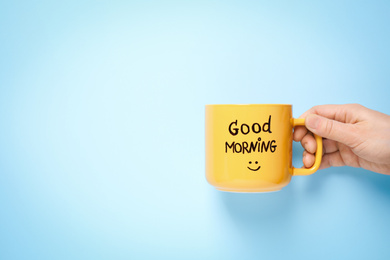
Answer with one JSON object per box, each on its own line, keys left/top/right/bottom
{"left": 205, "top": 104, "right": 292, "bottom": 107}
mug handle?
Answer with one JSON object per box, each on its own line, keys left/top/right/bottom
{"left": 292, "top": 118, "right": 323, "bottom": 176}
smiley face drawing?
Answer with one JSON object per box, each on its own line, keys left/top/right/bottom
{"left": 247, "top": 161, "right": 261, "bottom": 171}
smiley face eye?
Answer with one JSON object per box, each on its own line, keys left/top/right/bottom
{"left": 249, "top": 161, "right": 252, "bottom": 164}
{"left": 255, "top": 161, "right": 258, "bottom": 164}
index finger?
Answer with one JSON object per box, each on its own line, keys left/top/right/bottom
{"left": 299, "top": 104, "right": 364, "bottom": 123}
{"left": 293, "top": 125, "right": 308, "bottom": 141}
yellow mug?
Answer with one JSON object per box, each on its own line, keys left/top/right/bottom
{"left": 205, "top": 104, "right": 322, "bottom": 192}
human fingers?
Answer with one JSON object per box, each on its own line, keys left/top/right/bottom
{"left": 303, "top": 150, "right": 315, "bottom": 168}
{"left": 303, "top": 104, "right": 346, "bottom": 119}
{"left": 296, "top": 104, "right": 361, "bottom": 143}
{"left": 301, "top": 137, "right": 339, "bottom": 168}
{"left": 293, "top": 126, "right": 308, "bottom": 142}
{"left": 319, "top": 151, "right": 346, "bottom": 170}
{"left": 323, "top": 139, "right": 338, "bottom": 154}
{"left": 301, "top": 132, "right": 316, "bottom": 153}
{"left": 305, "top": 114, "right": 361, "bottom": 148}
{"left": 302, "top": 104, "right": 365, "bottom": 123}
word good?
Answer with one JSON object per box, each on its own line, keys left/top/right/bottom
{"left": 228, "top": 116, "right": 272, "bottom": 136}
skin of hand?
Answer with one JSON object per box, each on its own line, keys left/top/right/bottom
{"left": 293, "top": 104, "right": 390, "bottom": 175}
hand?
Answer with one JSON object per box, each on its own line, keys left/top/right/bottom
{"left": 293, "top": 104, "right": 390, "bottom": 175}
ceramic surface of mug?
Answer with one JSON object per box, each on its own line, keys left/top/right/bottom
{"left": 205, "top": 104, "right": 322, "bottom": 192}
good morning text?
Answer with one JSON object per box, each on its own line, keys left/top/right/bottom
{"left": 225, "top": 116, "right": 277, "bottom": 154}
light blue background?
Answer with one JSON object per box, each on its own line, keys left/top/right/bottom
{"left": 1, "top": 1, "right": 390, "bottom": 259}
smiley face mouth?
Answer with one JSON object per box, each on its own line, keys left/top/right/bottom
{"left": 247, "top": 166, "right": 261, "bottom": 171}
{"left": 247, "top": 161, "right": 260, "bottom": 171}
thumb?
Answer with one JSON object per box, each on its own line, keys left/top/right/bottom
{"left": 305, "top": 114, "right": 359, "bottom": 147}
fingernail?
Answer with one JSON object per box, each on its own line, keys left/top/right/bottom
{"left": 306, "top": 114, "right": 320, "bottom": 130}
